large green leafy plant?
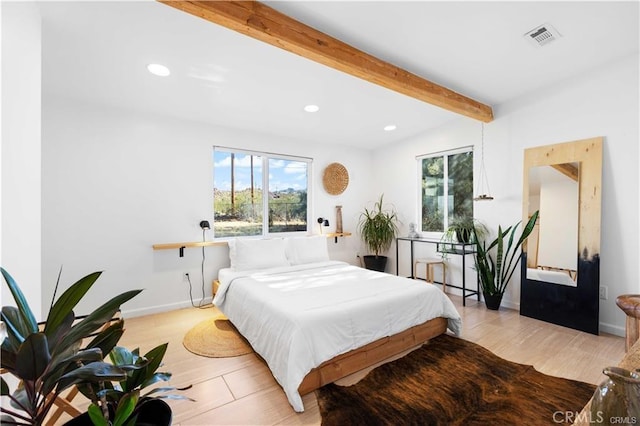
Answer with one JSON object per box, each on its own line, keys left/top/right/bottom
{"left": 78, "top": 344, "right": 193, "bottom": 426}
{"left": 0, "top": 268, "right": 141, "bottom": 425}
{"left": 472, "top": 210, "right": 539, "bottom": 297}
{"left": 358, "top": 194, "right": 399, "bottom": 257}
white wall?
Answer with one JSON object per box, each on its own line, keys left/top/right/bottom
{"left": 42, "top": 97, "right": 371, "bottom": 317}
{"left": 1, "top": 2, "right": 42, "bottom": 319}
{"left": 373, "top": 53, "right": 639, "bottom": 336}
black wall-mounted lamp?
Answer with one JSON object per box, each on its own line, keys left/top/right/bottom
{"left": 317, "top": 217, "right": 330, "bottom": 234}
{"left": 199, "top": 220, "right": 210, "bottom": 245}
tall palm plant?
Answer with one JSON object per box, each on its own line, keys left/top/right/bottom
{"left": 358, "top": 194, "right": 399, "bottom": 272}
{"left": 472, "top": 211, "right": 539, "bottom": 304}
{"left": 358, "top": 194, "right": 399, "bottom": 257}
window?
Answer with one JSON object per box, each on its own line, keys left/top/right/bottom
{"left": 213, "top": 148, "right": 310, "bottom": 238}
{"left": 419, "top": 148, "right": 473, "bottom": 233}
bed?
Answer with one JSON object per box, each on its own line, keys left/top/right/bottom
{"left": 212, "top": 236, "right": 462, "bottom": 412}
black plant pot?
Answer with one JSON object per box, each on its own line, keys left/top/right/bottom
{"left": 455, "top": 229, "right": 472, "bottom": 244}
{"left": 363, "top": 255, "right": 388, "bottom": 272}
{"left": 483, "top": 292, "right": 503, "bottom": 310}
{"left": 64, "top": 399, "right": 172, "bottom": 426}
{"left": 136, "top": 399, "right": 173, "bottom": 425}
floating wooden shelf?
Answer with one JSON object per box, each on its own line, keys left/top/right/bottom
{"left": 325, "top": 232, "right": 351, "bottom": 237}
{"left": 153, "top": 232, "right": 352, "bottom": 256}
{"left": 152, "top": 241, "right": 227, "bottom": 257}
{"left": 152, "top": 241, "right": 227, "bottom": 250}
{"left": 324, "top": 232, "right": 352, "bottom": 243}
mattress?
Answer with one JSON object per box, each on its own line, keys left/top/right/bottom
{"left": 213, "top": 260, "right": 462, "bottom": 412}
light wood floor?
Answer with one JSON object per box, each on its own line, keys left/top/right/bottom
{"left": 66, "top": 294, "right": 625, "bottom": 425}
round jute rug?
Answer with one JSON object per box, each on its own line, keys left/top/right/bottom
{"left": 183, "top": 313, "right": 253, "bottom": 358}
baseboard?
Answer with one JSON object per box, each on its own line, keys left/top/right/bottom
{"left": 443, "top": 286, "right": 520, "bottom": 310}
{"left": 122, "top": 297, "right": 213, "bottom": 318}
{"left": 500, "top": 298, "right": 520, "bottom": 311}
{"left": 446, "top": 287, "right": 624, "bottom": 337}
{"left": 599, "top": 321, "right": 624, "bottom": 337}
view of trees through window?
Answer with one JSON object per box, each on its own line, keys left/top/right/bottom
{"left": 213, "top": 149, "right": 309, "bottom": 237}
{"left": 421, "top": 149, "right": 473, "bottom": 232}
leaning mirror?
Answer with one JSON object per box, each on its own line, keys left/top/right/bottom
{"left": 521, "top": 137, "right": 602, "bottom": 335}
{"left": 526, "top": 163, "right": 579, "bottom": 287}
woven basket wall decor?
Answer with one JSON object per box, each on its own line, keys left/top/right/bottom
{"left": 323, "top": 162, "right": 349, "bottom": 195}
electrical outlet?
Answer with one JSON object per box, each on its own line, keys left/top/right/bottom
{"left": 599, "top": 285, "right": 608, "bottom": 300}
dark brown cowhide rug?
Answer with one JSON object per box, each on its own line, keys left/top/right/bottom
{"left": 317, "top": 334, "right": 595, "bottom": 425}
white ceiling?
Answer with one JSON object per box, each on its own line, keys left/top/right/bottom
{"left": 39, "top": 1, "right": 639, "bottom": 149}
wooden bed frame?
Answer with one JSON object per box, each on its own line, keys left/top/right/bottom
{"left": 213, "top": 281, "right": 450, "bottom": 397}
{"left": 298, "top": 316, "right": 448, "bottom": 394}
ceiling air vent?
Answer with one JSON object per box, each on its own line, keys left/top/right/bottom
{"left": 524, "top": 23, "right": 562, "bottom": 47}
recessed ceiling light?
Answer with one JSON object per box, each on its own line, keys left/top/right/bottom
{"left": 384, "top": 124, "right": 397, "bottom": 131}
{"left": 147, "top": 63, "right": 171, "bottom": 77}
{"left": 304, "top": 104, "right": 320, "bottom": 113}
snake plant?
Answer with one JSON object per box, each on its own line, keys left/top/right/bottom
{"left": 472, "top": 210, "right": 539, "bottom": 296}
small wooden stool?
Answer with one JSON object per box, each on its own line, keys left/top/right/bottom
{"left": 415, "top": 258, "right": 446, "bottom": 292}
{"left": 616, "top": 294, "right": 640, "bottom": 351}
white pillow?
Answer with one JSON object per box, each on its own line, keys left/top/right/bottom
{"left": 285, "top": 236, "right": 330, "bottom": 265}
{"left": 228, "top": 238, "right": 290, "bottom": 271}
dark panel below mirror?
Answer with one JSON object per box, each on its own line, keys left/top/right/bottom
{"left": 520, "top": 253, "right": 599, "bottom": 335}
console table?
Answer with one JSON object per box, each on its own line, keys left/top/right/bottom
{"left": 396, "top": 237, "right": 479, "bottom": 306}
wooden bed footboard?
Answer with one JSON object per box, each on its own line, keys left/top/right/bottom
{"left": 298, "top": 316, "right": 448, "bottom": 395}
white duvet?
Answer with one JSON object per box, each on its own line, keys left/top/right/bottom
{"left": 212, "top": 261, "right": 462, "bottom": 412}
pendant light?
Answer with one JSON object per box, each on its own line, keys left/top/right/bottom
{"left": 474, "top": 122, "right": 494, "bottom": 201}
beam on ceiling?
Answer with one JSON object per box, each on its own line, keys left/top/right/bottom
{"left": 158, "top": 0, "right": 494, "bottom": 122}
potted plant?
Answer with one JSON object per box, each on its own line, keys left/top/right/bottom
{"left": 69, "top": 344, "right": 193, "bottom": 426}
{"left": 358, "top": 194, "right": 399, "bottom": 272}
{"left": 0, "top": 267, "right": 191, "bottom": 425}
{"left": 443, "top": 216, "right": 488, "bottom": 244}
{"left": 0, "top": 267, "right": 141, "bottom": 425}
{"left": 472, "top": 210, "right": 539, "bottom": 310}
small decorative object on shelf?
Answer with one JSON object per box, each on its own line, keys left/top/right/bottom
{"left": 589, "top": 366, "right": 640, "bottom": 424}
{"left": 408, "top": 222, "right": 419, "bottom": 238}
{"left": 336, "top": 205, "right": 343, "bottom": 233}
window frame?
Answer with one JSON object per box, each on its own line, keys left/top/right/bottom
{"left": 417, "top": 146, "right": 474, "bottom": 239}
{"left": 213, "top": 146, "right": 312, "bottom": 239}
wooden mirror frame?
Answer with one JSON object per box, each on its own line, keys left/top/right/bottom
{"left": 521, "top": 137, "right": 603, "bottom": 335}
